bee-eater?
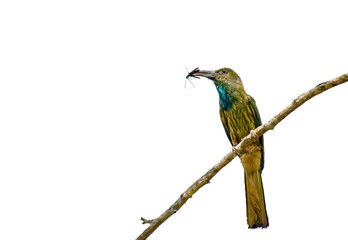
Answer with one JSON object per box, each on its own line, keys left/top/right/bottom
{"left": 189, "top": 67, "right": 269, "bottom": 228}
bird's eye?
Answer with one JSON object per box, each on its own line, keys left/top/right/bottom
{"left": 220, "top": 69, "right": 227, "bottom": 74}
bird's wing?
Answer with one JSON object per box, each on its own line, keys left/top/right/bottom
{"left": 247, "top": 96, "right": 262, "bottom": 128}
{"left": 247, "top": 96, "right": 265, "bottom": 171}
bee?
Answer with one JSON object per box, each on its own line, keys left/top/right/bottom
{"left": 185, "top": 67, "right": 200, "bottom": 88}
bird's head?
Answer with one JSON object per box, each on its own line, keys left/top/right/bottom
{"left": 187, "top": 67, "right": 242, "bottom": 86}
{"left": 186, "top": 67, "right": 246, "bottom": 109}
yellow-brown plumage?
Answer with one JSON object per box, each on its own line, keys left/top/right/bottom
{"left": 189, "top": 67, "right": 269, "bottom": 228}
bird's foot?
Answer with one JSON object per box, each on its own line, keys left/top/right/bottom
{"left": 232, "top": 146, "right": 241, "bottom": 156}
{"left": 250, "top": 130, "right": 258, "bottom": 139}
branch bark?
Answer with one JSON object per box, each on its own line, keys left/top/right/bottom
{"left": 136, "top": 73, "right": 348, "bottom": 240}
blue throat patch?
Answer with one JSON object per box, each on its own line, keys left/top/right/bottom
{"left": 215, "top": 85, "right": 232, "bottom": 109}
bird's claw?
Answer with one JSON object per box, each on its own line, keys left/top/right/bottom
{"left": 250, "top": 130, "right": 258, "bottom": 139}
{"left": 232, "top": 146, "right": 241, "bottom": 156}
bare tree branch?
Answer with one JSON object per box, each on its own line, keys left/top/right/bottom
{"left": 136, "top": 73, "right": 348, "bottom": 240}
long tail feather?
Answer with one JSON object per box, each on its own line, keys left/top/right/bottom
{"left": 244, "top": 171, "right": 269, "bottom": 228}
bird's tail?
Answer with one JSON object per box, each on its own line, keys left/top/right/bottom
{"left": 244, "top": 170, "right": 269, "bottom": 228}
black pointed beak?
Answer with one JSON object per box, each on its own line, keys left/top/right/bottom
{"left": 186, "top": 68, "right": 216, "bottom": 80}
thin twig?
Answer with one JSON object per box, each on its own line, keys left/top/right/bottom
{"left": 136, "top": 73, "right": 348, "bottom": 240}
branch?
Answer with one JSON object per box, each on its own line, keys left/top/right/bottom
{"left": 136, "top": 73, "right": 348, "bottom": 240}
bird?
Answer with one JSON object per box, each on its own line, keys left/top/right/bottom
{"left": 187, "top": 67, "right": 269, "bottom": 228}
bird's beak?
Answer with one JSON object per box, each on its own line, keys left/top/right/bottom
{"left": 187, "top": 68, "right": 216, "bottom": 80}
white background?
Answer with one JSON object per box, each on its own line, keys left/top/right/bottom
{"left": 1, "top": 1, "right": 348, "bottom": 239}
